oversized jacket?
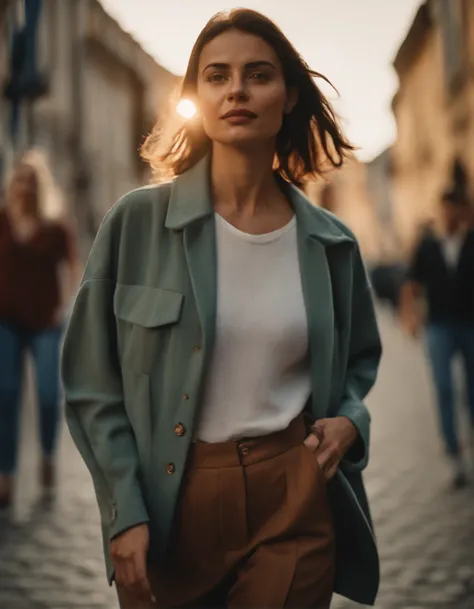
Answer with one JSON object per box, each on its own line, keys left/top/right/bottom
{"left": 61, "top": 157, "right": 382, "bottom": 606}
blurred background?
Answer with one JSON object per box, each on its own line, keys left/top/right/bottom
{"left": 1, "top": 1, "right": 474, "bottom": 608}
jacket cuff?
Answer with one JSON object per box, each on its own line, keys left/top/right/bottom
{"left": 108, "top": 478, "right": 150, "bottom": 541}
{"left": 337, "top": 400, "right": 371, "bottom": 472}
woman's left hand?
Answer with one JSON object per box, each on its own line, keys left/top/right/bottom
{"left": 303, "top": 416, "right": 359, "bottom": 480}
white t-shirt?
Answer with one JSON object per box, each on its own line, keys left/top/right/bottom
{"left": 441, "top": 233, "right": 463, "bottom": 269}
{"left": 194, "top": 213, "right": 311, "bottom": 442}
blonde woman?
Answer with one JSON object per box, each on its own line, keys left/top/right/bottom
{"left": 0, "top": 150, "right": 81, "bottom": 508}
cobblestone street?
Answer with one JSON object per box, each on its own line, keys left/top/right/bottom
{"left": 1, "top": 307, "right": 473, "bottom": 609}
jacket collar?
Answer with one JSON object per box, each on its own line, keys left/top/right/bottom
{"left": 165, "top": 155, "right": 354, "bottom": 246}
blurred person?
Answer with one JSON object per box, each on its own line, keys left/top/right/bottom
{"left": 0, "top": 150, "right": 81, "bottom": 509}
{"left": 401, "top": 190, "right": 474, "bottom": 488}
{"left": 62, "top": 9, "right": 381, "bottom": 609}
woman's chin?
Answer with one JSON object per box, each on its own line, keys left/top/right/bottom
{"left": 215, "top": 132, "right": 273, "bottom": 150}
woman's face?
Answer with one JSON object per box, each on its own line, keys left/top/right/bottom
{"left": 8, "top": 164, "right": 38, "bottom": 212}
{"left": 196, "top": 30, "right": 297, "bottom": 148}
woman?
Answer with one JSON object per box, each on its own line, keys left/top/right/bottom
{"left": 62, "top": 9, "right": 381, "bottom": 608}
{"left": 0, "top": 151, "right": 80, "bottom": 508}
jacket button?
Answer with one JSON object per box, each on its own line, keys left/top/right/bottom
{"left": 174, "top": 423, "right": 185, "bottom": 437}
{"left": 193, "top": 345, "right": 201, "bottom": 353}
{"left": 183, "top": 394, "right": 190, "bottom": 400}
{"left": 166, "top": 463, "right": 175, "bottom": 475}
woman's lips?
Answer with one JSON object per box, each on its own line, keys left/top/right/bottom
{"left": 221, "top": 109, "right": 257, "bottom": 120}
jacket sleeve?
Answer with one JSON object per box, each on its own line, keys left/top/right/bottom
{"left": 61, "top": 208, "right": 149, "bottom": 540}
{"left": 337, "top": 244, "right": 382, "bottom": 472}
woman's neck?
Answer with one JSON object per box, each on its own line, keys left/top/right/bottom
{"left": 7, "top": 200, "right": 39, "bottom": 221}
{"left": 210, "top": 143, "right": 283, "bottom": 217}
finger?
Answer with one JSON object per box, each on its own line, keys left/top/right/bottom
{"left": 311, "top": 422, "right": 326, "bottom": 442}
{"left": 325, "top": 461, "right": 339, "bottom": 480}
{"left": 119, "top": 556, "right": 143, "bottom": 599}
{"left": 322, "top": 442, "right": 343, "bottom": 467}
{"left": 133, "top": 552, "right": 156, "bottom": 603}
{"left": 303, "top": 433, "right": 320, "bottom": 452}
{"left": 113, "top": 564, "right": 125, "bottom": 589}
{"left": 315, "top": 446, "right": 333, "bottom": 471}
{"left": 123, "top": 559, "right": 137, "bottom": 592}
{"left": 140, "top": 574, "right": 155, "bottom": 603}
{"left": 129, "top": 571, "right": 147, "bottom": 600}
{"left": 133, "top": 573, "right": 154, "bottom": 603}
{"left": 318, "top": 457, "right": 339, "bottom": 481}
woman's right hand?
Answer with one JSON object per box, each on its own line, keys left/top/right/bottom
{"left": 110, "top": 523, "right": 156, "bottom": 603}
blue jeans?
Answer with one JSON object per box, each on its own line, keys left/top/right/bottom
{"left": 0, "top": 322, "right": 62, "bottom": 475}
{"left": 426, "top": 322, "right": 474, "bottom": 456}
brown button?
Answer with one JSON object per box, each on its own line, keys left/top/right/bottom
{"left": 193, "top": 345, "right": 201, "bottom": 353}
{"left": 239, "top": 445, "right": 249, "bottom": 456}
{"left": 166, "top": 463, "right": 175, "bottom": 475}
{"left": 174, "top": 423, "right": 185, "bottom": 437}
{"left": 183, "top": 394, "right": 190, "bottom": 401}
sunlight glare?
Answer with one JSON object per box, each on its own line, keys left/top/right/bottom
{"left": 176, "top": 99, "right": 197, "bottom": 119}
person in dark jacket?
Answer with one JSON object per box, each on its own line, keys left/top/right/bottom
{"left": 401, "top": 189, "right": 474, "bottom": 488}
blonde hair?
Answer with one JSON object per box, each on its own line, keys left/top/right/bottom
{"left": 4, "top": 148, "right": 65, "bottom": 221}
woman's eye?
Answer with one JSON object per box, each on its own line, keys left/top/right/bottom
{"left": 249, "top": 71, "right": 269, "bottom": 82}
{"left": 207, "top": 73, "right": 226, "bottom": 83}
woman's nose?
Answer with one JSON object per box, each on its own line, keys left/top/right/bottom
{"left": 227, "top": 86, "right": 249, "bottom": 103}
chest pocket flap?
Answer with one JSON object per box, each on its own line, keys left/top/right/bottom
{"left": 114, "top": 284, "right": 184, "bottom": 328}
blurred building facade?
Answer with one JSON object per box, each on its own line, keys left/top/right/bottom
{"left": 0, "top": 0, "right": 15, "bottom": 182}
{"left": 305, "top": 158, "right": 385, "bottom": 265}
{"left": 306, "top": 0, "right": 474, "bottom": 265}
{"left": 391, "top": 0, "right": 474, "bottom": 254}
{"left": 365, "top": 147, "right": 402, "bottom": 262}
{"left": 1, "top": 0, "right": 178, "bottom": 255}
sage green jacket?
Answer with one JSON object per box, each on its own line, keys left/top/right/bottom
{"left": 61, "top": 157, "right": 382, "bottom": 606}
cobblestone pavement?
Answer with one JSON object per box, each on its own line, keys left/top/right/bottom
{"left": 1, "top": 307, "right": 474, "bottom": 609}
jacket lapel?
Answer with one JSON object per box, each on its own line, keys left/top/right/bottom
{"left": 184, "top": 219, "right": 217, "bottom": 367}
{"left": 297, "top": 231, "right": 334, "bottom": 419}
{"left": 165, "top": 158, "right": 217, "bottom": 366}
{"left": 289, "top": 185, "right": 354, "bottom": 420}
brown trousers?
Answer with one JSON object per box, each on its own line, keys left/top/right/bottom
{"left": 118, "top": 414, "right": 335, "bottom": 608}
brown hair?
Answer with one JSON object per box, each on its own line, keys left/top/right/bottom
{"left": 141, "top": 8, "right": 355, "bottom": 186}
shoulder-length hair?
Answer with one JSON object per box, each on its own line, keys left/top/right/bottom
{"left": 3, "top": 148, "right": 65, "bottom": 221}
{"left": 141, "top": 8, "right": 355, "bottom": 186}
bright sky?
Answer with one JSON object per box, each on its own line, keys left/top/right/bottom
{"left": 100, "top": 0, "right": 422, "bottom": 162}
